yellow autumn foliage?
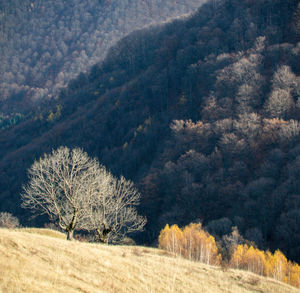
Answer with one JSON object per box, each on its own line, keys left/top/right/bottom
{"left": 265, "top": 250, "right": 288, "bottom": 282}
{"left": 159, "top": 223, "right": 221, "bottom": 266}
{"left": 230, "top": 244, "right": 300, "bottom": 288}
{"left": 158, "top": 224, "right": 186, "bottom": 255}
{"left": 287, "top": 262, "right": 300, "bottom": 287}
{"left": 231, "top": 245, "right": 266, "bottom": 275}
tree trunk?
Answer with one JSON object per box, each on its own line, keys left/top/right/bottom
{"left": 66, "top": 209, "right": 78, "bottom": 240}
{"left": 96, "top": 227, "right": 110, "bottom": 244}
{"left": 67, "top": 229, "right": 74, "bottom": 241}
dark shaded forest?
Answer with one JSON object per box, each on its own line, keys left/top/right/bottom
{"left": 0, "top": 0, "right": 300, "bottom": 263}
{"left": 0, "top": 0, "right": 203, "bottom": 117}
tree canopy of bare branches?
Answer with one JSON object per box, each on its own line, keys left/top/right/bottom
{"left": 22, "top": 147, "right": 102, "bottom": 239}
{"left": 87, "top": 175, "right": 147, "bottom": 244}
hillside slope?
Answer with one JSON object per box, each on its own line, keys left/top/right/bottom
{"left": 0, "top": 228, "right": 298, "bottom": 293}
{"left": 0, "top": 0, "right": 300, "bottom": 263}
{"left": 0, "top": 0, "right": 205, "bottom": 115}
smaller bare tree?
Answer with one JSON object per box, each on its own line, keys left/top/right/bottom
{"left": 87, "top": 176, "right": 147, "bottom": 244}
{"left": 0, "top": 212, "right": 20, "bottom": 229}
{"left": 264, "top": 88, "right": 294, "bottom": 119}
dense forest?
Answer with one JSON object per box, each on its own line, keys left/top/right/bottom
{"left": 0, "top": 0, "right": 204, "bottom": 117}
{"left": 0, "top": 0, "right": 300, "bottom": 264}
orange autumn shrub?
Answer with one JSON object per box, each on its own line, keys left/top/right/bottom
{"left": 158, "top": 224, "right": 186, "bottom": 255}
{"left": 230, "top": 245, "right": 300, "bottom": 288}
{"left": 287, "top": 262, "right": 300, "bottom": 287}
{"left": 159, "top": 223, "right": 221, "bottom": 265}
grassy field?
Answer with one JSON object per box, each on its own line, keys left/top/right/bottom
{"left": 0, "top": 228, "right": 299, "bottom": 293}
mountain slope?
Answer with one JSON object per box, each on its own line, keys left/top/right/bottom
{"left": 0, "top": 0, "right": 205, "bottom": 115}
{"left": 0, "top": 228, "right": 298, "bottom": 293}
{"left": 0, "top": 0, "right": 300, "bottom": 263}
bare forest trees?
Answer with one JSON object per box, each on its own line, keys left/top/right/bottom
{"left": 0, "top": 0, "right": 203, "bottom": 113}
{"left": 21, "top": 147, "right": 146, "bottom": 241}
{"left": 264, "top": 65, "right": 299, "bottom": 119}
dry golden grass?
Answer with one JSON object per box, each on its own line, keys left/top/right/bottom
{"left": 0, "top": 228, "right": 299, "bottom": 293}
{"left": 18, "top": 227, "right": 66, "bottom": 239}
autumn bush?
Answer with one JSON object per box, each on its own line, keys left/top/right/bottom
{"left": 230, "top": 244, "right": 300, "bottom": 287}
{"left": 158, "top": 223, "right": 221, "bottom": 266}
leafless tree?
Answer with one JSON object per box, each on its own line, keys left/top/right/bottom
{"left": 21, "top": 146, "right": 146, "bottom": 242}
{"left": 87, "top": 175, "right": 147, "bottom": 244}
{"left": 0, "top": 212, "right": 20, "bottom": 229}
{"left": 264, "top": 88, "right": 294, "bottom": 119}
{"left": 21, "top": 146, "right": 106, "bottom": 240}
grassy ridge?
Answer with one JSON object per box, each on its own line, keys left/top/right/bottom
{"left": 0, "top": 228, "right": 298, "bottom": 293}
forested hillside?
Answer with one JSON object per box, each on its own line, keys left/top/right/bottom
{"left": 0, "top": 0, "right": 204, "bottom": 117}
{"left": 0, "top": 0, "right": 300, "bottom": 264}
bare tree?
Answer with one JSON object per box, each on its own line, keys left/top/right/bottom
{"left": 21, "top": 146, "right": 146, "bottom": 242}
{"left": 0, "top": 212, "right": 20, "bottom": 229}
{"left": 87, "top": 175, "right": 147, "bottom": 244}
{"left": 264, "top": 88, "right": 294, "bottom": 119}
{"left": 21, "top": 146, "right": 107, "bottom": 240}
